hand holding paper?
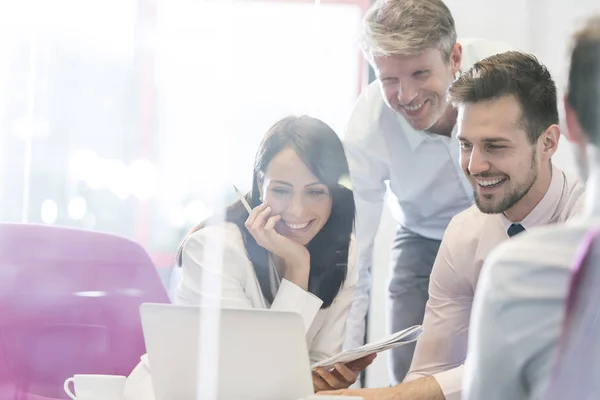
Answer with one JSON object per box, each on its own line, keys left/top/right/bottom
{"left": 311, "top": 325, "right": 423, "bottom": 371}
{"left": 313, "top": 354, "right": 376, "bottom": 392}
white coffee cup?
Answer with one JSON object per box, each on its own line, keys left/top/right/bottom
{"left": 63, "top": 374, "right": 126, "bottom": 400}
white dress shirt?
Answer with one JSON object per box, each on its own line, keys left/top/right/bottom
{"left": 343, "top": 38, "right": 514, "bottom": 350}
{"left": 404, "top": 165, "right": 585, "bottom": 400}
{"left": 176, "top": 222, "right": 358, "bottom": 364}
{"left": 464, "top": 171, "right": 600, "bottom": 400}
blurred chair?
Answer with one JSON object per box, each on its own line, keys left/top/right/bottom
{"left": 0, "top": 223, "right": 170, "bottom": 400}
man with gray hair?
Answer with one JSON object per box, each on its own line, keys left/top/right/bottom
{"left": 463, "top": 16, "right": 600, "bottom": 400}
{"left": 342, "top": 0, "right": 510, "bottom": 384}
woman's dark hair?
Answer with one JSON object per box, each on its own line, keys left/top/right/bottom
{"left": 176, "top": 115, "right": 355, "bottom": 308}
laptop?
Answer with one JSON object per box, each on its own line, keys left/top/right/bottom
{"left": 140, "top": 303, "right": 314, "bottom": 400}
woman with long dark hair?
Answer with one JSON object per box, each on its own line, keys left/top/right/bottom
{"left": 176, "top": 115, "right": 374, "bottom": 391}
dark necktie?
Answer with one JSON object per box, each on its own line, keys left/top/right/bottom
{"left": 507, "top": 223, "right": 525, "bottom": 237}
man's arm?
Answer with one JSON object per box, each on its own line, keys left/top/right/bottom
{"left": 342, "top": 137, "right": 387, "bottom": 351}
{"left": 319, "top": 375, "right": 445, "bottom": 400}
{"left": 341, "top": 85, "right": 390, "bottom": 352}
{"left": 462, "top": 249, "right": 525, "bottom": 400}
{"left": 403, "top": 222, "right": 473, "bottom": 400}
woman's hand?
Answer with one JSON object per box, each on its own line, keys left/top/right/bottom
{"left": 245, "top": 203, "right": 310, "bottom": 288}
{"left": 312, "top": 353, "right": 377, "bottom": 392}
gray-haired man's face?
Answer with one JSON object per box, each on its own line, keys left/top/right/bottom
{"left": 374, "top": 46, "right": 461, "bottom": 133}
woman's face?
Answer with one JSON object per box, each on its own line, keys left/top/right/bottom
{"left": 259, "top": 148, "right": 333, "bottom": 245}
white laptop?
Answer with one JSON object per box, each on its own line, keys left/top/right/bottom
{"left": 140, "top": 303, "right": 314, "bottom": 400}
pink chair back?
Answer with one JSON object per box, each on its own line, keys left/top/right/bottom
{"left": 0, "top": 223, "right": 170, "bottom": 399}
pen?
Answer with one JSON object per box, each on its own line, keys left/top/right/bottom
{"left": 233, "top": 184, "right": 252, "bottom": 214}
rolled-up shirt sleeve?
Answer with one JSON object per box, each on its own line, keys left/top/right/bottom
{"left": 343, "top": 139, "right": 387, "bottom": 351}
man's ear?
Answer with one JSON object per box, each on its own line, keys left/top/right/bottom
{"left": 539, "top": 124, "right": 560, "bottom": 160}
{"left": 450, "top": 43, "right": 463, "bottom": 76}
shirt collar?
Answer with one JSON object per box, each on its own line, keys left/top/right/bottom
{"left": 500, "top": 164, "right": 564, "bottom": 231}
{"left": 400, "top": 115, "right": 458, "bottom": 151}
{"left": 397, "top": 112, "right": 426, "bottom": 150}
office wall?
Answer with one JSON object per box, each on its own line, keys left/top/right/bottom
{"left": 366, "top": 0, "right": 600, "bottom": 387}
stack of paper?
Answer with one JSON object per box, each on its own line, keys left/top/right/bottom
{"left": 310, "top": 325, "right": 423, "bottom": 370}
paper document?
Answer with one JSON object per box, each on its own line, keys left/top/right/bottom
{"left": 310, "top": 325, "right": 423, "bottom": 371}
